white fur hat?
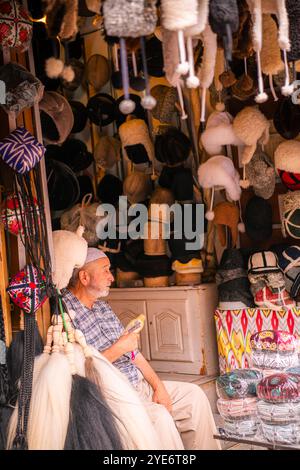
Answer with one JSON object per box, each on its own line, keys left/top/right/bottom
{"left": 198, "top": 156, "right": 241, "bottom": 219}
{"left": 52, "top": 226, "right": 88, "bottom": 290}
{"left": 274, "top": 140, "right": 300, "bottom": 173}
{"left": 232, "top": 106, "right": 270, "bottom": 165}
{"left": 201, "top": 111, "right": 243, "bottom": 155}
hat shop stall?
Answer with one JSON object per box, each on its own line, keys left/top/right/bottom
{"left": 1, "top": 0, "right": 300, "bottom": 451}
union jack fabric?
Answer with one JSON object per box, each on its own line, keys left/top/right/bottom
{"left": 215, "top": 307, "right": 300, "bottom": 374}
{"left": 7, "top": 264, "right": 47, "bottom": 314}
{"left": 0, "top": 127, "right": 45, "bottom": 174}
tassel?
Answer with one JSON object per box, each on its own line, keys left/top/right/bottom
{"left": 281, "top": 49, "right": 294, "bottom": 96}
{"left": 238, "top": 200, "right": 245, "bottom": 233}
{"left": 186, "top": 36, "right": 200, "bottom": 88}
{"left": 119, "top": 38, "right": 136, "bottom": 114}
{"left": 45, "top": 57, "right": 64, "bottom": 78}
{"left": 269, "top": 74, "right": 278, "bottom": 101}
{"left": 61, "top": 65, "right": 75, "bottom": 82}
{"left": 140, "top": 37, "right": 156, "bottom": 110}
{"left": 176, "top": 82, "right": 188, "bottom": 120}
{"left": 205, "top": 187, "right": 215, "bottom": 220}
{"left": 240, "top": 164, "right": 250, "bottom": 189}
{"left": 255, "top": 50, "right": 268, "bottom": 103}
{"left": 176, "top": 30, "right": 189, "bottom": 75}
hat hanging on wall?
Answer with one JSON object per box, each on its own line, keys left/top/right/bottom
{"left": 145, "top": 36, "right": 165, "bottom": 78}
{"left": 85, "top": 54, "right": 111, "bottom": 91}
{"left": 274, "top": 140, "right": 300, "bottom": 191}
{"left": 0, "top": 0, "right": 33, "bottom": 52}
{"left": 123, "top": 172, "right": 152, "bottom": 205}
{"left": 59, "top": 138, "right": 94, "bottom": 173}
{"left": 208, "top": 0, "right": 239, "bottom": 62}
{"left": 96, "top": 174, "right": 123, "bottom": 207}
{"left": 60, "top": 58, "right": 85, "bottom": 90}
{"left": 246, "top": 148, "right": 276, "bottom": 200}
{"left": 44, "top": 0, "right": 79, "bottom": 40}
{"left": 150, "top": 85, "right": 177, "bottom": 124}
{"left": 87, "top": 93, "right": 117, "bottom": 127}
{"left": 76, "top": 175, "right": 94, "bottom": 203}
{"left": 213, "top": 201, "right": 244, "bottom": 248}
{"left": 171, "top": 167, "right": 194, "bottom": 203}
{"left": 282, "top": 191, "right": 300, "bottom": 239}
{"left": 155, "top": 127, "right": 191, "bottom": 166}
{"left": 273, "top": 97, "right": 300, "bottom": 140}
{"left": 119, "top": 118, "right": 155, "bottom": 167}
{"left": 94, "top": 136, "right": 121, "bottom": 170}
{"left": 69, "top": 100, "right": 88, "bottom": 133}
{"left": 200, "top": 110, "right": 243, "bottom": 157}
{"left": 115, "top": 93, "right": 147, "bottom": 128}
{"left": 286, "top": 0, "right": 300, "bottom": 62}
{"left": 46, "top": 158, "right": 80, "bottom": 213}
{"left": 244, "top": 196, "right": 273, "bottom": 242}
{"left": 39, "top": 91, "right": 74, "bottom": 145}
{"left": 103, "top": 0, "right": 157, "bottom": 114}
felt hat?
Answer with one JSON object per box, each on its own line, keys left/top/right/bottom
{"left": 44, "top": 0, "right": 78, "bottom": 40}
{"left": 119, "top": 118, "right": 155, "bottom": 165}
{"left": 39, "top": 91, "right": 74, "bottom": 145}
{"left": 60, "top": 58, "right": 84, "bottom": 91}
{"left": 208, "top": 0, "right": 239, "bottom": 62}
{"left": 248, "top": 251, "right": 281, "bottom": 275}
{"left": 69, "top": 100, "right": 88, "bottom": 134}
{"left": 0, "top": 0, "right": 32, "bottom": 52}
{"left": 246, "top": 149, "right": 276, "bottom": 199}
{"left": 282, "top": 191, "right": 300, "bottom": 239}
{"left": 232, "top": 106, "right": 270, "bottom": 165}
{"left": 150, "top": 85, "right": 177, "bottom": 124}
{"left": 244, "top": 196, "right": 273, "bottom": 242}
{"left": 274, "top": 140, "right": 300, "bottom": 191}
{"left": 213, "top": 202, "right": 240, "bottom": 248}
{"left": 85, "top": 54, "right": 111, "bottom": 91}
{"left": 46, "top": 158, "right": 80, "bottom": 213}
{"left": 76, "top": 174, "right": 94, "bottom": 203}
{"left": 198, "top": 156, "right": 241, "bottom": 220}
{"left": 59, "top": 139, "right": 94, "bottom": 173}
{"left": 273, "top": 97, "right": 300, "bottom": 140}
{"left": 96, "top": 174, "right": 123, "bottom": 207}
{"left": 155, "top": 128, "right": 191, "bottom": 166}
{"left": 0, "top": 62, "right": 44, "bottom": 117}
{"left": 123, "top": 172, "right": 152, "bottom": 205}
{"left": 94, "top": 136, "right": 121, "bottom": 170}
{"left": 87, "top": 93, "right": 117, "bottom": 127}
{"left": 115, "top": 93, "right": 147, "bottom": 128}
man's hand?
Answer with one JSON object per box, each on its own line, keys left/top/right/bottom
{"left": 115, "top": 331, "right": 139, "bottom": 355}
{"left": 152, "top": 382, "right": 172, "bottom": 414}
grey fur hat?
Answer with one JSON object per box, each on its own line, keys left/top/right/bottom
{"left": 246, "top": 149, "right": 276, "bottom": 200}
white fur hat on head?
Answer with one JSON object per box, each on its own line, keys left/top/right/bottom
{"left": 232, "top": 106, "right": 270, "bottom": 165}
{"left": 52, "top": 226, "right": 88, "bottom": 290}
{"left": 198, "top": 156, "right": 241, "bottom": 220}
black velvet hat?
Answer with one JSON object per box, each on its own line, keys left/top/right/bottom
{"left": 87, "top": 93, "right": 117, "bottom": 127}
{"left": 69, "top": 100, "right": 88, "bottom": 134}
{"left": 155, "top": 128, "right": 191, "bottom": 166}
{"left": 46, "top": 159, "right": 80, "bottom": 212}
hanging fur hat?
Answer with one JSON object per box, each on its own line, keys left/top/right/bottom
{"left": 213, "top": 202, "right": 242, "bottom": 247}
{"left": 232, "top": 0, "right": 253, "bottom": 59}
{"left": 246, "top": 148, "right": 276, "bottom": 199}
{"left": 261, "top": 15, "right": 284, "bottom": 102}
{"left": 39, "top": 91, "right": 74, "bottom": 145}
{"left": 123, "top": 172, "right": 152, "bottom": 205}
{"left": 200, "top": 110, "right": 243, "bottom": 156}
{"left": 119, "top": 118, "right": 155, "bottom": 166}
{"left": 232, "top": 106, "right": 270, "bottom": 165}
{"left": 52, "top": 226, "right": 88, "bottom": 289}
{"left": 44, "top": 0, "right": 79, "bottom": 40}
{"left": 208, "top": 0, "right": 239, "bottom": 62}
{"left": 286, "top": 0, "right": 300, "bottom": 62}
{"left": 198, "top": 156, "right": 241, "bottom": 220}
{"left": 274, "top": 140, "right": 300, "bottom": 190}
{"left": 94, "top": 136, "right": 120, "bottom": 170}
{"left": 85, "top": 54, "right": 111, "bottom": 91}
{"left": 155, "top": 127, "right": 191, "bottom": 166}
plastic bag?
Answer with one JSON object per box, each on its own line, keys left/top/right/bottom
{"left": 257, "top": 373, "right": 300, "bottom": 403}
{"left": 216, "top": 369, "right": 262, "bottom": 400}
{"left": 223, "top": 417, "right": 258, "bottom": 437}
{"left": 251, "top": 350, "right": 298, "bottom": 370}
{"left": 259, "top": 422, "right": 300, "bottom": 445}
{"left": 257, "top": 400, "right": 300, "bottom": 424}
{"left": 217, "top": 397, "right": 257, "bottom": 420}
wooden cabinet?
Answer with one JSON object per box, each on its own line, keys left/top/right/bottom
{"left": 107, "top": 284, "right": 219, "bottom": 376}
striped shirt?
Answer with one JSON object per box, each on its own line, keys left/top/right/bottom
{"left": 61, "top": 288, "right": 140, "bottom": 386}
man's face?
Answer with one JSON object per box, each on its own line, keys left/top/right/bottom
{"left": 82, "top": 256, "right": 114, "bottom": 298}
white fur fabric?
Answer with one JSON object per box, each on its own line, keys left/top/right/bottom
{"left": 197, "top": 24, "right": 217, "bottom": 88}
{"left": 52, "top": 228, "right": 88, "bottom": 290}
{"left": 161, "top": 0, "right": 198, "bottom": 30}
{"left": 232, "top": 106, "right": 270, "bottom": 164}
{"left": 214, "top": 48, "right": 225, "bottom": 93}
{"left": 274, "top": 140, "right": 300, "bottom": 173}
{"left": 184, "top": 0, "right": 209, "bottom": 36}
{"left": 261, "top": 14, "right": 284, "bottom": 75}
{"left": 72, "top": 344, "right": 162, "bottom": 450}
{"left": 119, "top": 119, "right": 155, "bottom": 163}
{"left": 206, "top": 111, "right": 233, "bottom": 128}
{"left": 247, "top": 0, "right": 262, "bottom": 51}
{"left": 198, "top": 156, "right": 242, "bottom": 201}
{"left": 262, "top": 0, "right": 290, "bottom": 50}
{"left": 201, "top": 123, "right": 244, "bottom": 156}
{"left": 161, "top": 27, "right": 182, "bottom": 86}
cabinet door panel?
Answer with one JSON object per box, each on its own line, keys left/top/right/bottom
{"left": 147, "top": 300, "right": 194, "bottom": 362}
{"left": 108, "top": 300, "right": 150, "bottom": 360}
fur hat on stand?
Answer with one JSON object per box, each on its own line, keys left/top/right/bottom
{"left": 274, "top": 140, "right": 300, "bottom": 190}
{"left": 208, "top": 0, "right": 239, "bottom": 62}
{"left": 198, "top": 155, "right": 242, "bottom": 220}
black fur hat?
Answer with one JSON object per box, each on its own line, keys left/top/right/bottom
{"left": 155, "top": 128, "right": 191, "bottom": 166}
{"left": 97, "top": 174, "right": 123, "bottom": 207}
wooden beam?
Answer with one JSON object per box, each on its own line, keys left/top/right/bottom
{"left": 0, "top": 226, "right": 12, "bottom": 345}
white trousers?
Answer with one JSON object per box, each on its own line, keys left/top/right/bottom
{"left": 135, "top": 378, "right": 222, "bottom": 450}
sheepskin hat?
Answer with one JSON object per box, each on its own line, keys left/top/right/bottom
{"left": 246, "top": 149, "right": 276, "bottom": 199}
{"left": 150, "top": 85, "right": 177, "bottom": 124}
{"left": 213, "top": 202, "right": 240, "bottom": 248}
{"left": 119, "top": 118, "right": 155, "bottom": 165}
{"left": 274, "top": 140, "right": 300, "bottom": 191}
{"left": 44, "top": 0, "right": 79, "bottom": 40}
{"left": 273, "top": 97, "right": 300, "bottom": 140}
{"left": 85, "top": 54, "right": 111, "bottom": 91}
{"left": 52, "top": 226, "right": 88, "bottom": 289}
{"left": 155, "top": 127, "right": 191, "bottom": 166}
{"left": 198, "top": 156, "right": 241, "bottom": 220}
{"left": 94, "top": 136, "right": 121, "bottom": 170}
{"left": 261, "top": 14, "right": 284, "bottom": 101}
{"left": 39, "top": 91, "right": 74, "bottom": 145}
{"left": 232, "top": 106, "right": 270, "bottom": 165}
{"left": 200, "top": 111, "right": 243, "bottom": 156}
{"left": 123, "top": 172, "right": 152, "bottom": 205}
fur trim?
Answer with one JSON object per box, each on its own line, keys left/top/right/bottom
{"left": 161, "top": 27, "right": 181, "bottom": 86}
{"left": 262, "top": 0, "right": 290, "bottom": 50}
{"left": 61, "top": 65, "right": 75, "bottom": 82}
{"left": 45, "top": 58, "right": 64, "bottom": 78}
{"left": 214, "top": 48, "right": 225, "bottom": 93}
{"left": 206, "top": 111, "right": 233, "bottom": 128}
{"left": 161, "top": 0, "right": 198, "bottom": 30}
{"left": 247, "top": 0, "right": 262, "bottom": 51}
{"left": 261, "top": 15, "right": 284, "bottom": 75}
{"left": 274, "top": 140, "right": 300, "bottom": 172}
{"left": 201, "top": 122, "right": 243, "bottom": 156}
{"left": 119, "top": 118, "right": 155, "bottom": 162}
{"left": 59, "top": 0, "right": 78, "bottom": 40}
{"left": 198, "top": 155, "right": 241, "bottom": 201}
{"left": 197, "top": 24, "right": 217, "bottom": 88}
{"left": 184, "top": 0, "right": 209, "bottom": 36}
{"left": 233, "top": 106, "right": 270, "bottom": 164}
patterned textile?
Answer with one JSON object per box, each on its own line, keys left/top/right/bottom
{"left": 254, "top": 286, "right": 295, "bottom": 311}
{"left": 252, "top": 350, "right": 298, "bottom": 370}
{"left": 0, "top": 1, "right": 32, "bottom": 51}
{"left": 6, "top": 265, "right": 47, "bottom": 314}
{"left": 260, "top": 422, "right": 300, "bottom": 445}
{"left": 250, "top": 330, "right": 297, "bottom": 352}
{"left": 103, "top": 0, "right": 157, "bottom": 37}
{"left": 0, "top": 127, "right": 45, "bottom": 174}
{"left": 217, "top": 397, "right": 257, "bottom": 420}
{"left": 216, "top": 369, "right": 262, "bottom": 400}
{"left": 1, "top": 194, "right": 39, "bottom": 236}
{"left": 214, "top": 308, "right": 300, "bottom": 374}
{"left": 257, "top": 400, "right": 300, "bottom": 424}
{"left": 223, "top": 417, "right": 258, "bottom": 437}
{"left": 257, "top": 373, "right": 300, "bottom": 403}
{"left": 62, "top": 288, "right": 140, "bottom": 386}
